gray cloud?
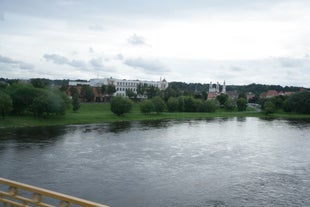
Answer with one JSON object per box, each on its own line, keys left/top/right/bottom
{"left": 89, "top": 24, "right": 104, "bottom": 31}
{"left": 278, "top": 57, "right": 307, "bottom": 68}
{"left": 0, "top": 54, "right": 33, "bottom": 69}
{"left": 43, "top": 54, "right": 69, "bottom": 64}
{"left": 89, "top": 58, "right": 103, "bottom": 69}
{"left": 127, "top": 34, "right": 147, "bottom": 46}
{"left": 43, "top": 53, "right": 88, "bottom": 68}
{"left": 124, "top": 58, "right": 168, "bottom": 74}
{"left": 117, "top": 53, "right": 124, "bottom": 60}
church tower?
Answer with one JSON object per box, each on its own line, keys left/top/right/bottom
{"left": 222, "top": 81, "right": 226, "bottom": 93}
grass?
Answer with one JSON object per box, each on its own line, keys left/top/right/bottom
{"left": 1, "top": 103, "right": 310, "bottom": 128}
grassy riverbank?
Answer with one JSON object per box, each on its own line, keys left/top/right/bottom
{"left": 1, "top": 103, "right": 310, "bottom": 128}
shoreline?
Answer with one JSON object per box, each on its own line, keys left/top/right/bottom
{"left": 1, "top": 103, "right": 310, "bottom": 128}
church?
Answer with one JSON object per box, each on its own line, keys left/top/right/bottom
{"left": 208, "top": 81, "right": 226, "bottom": 99}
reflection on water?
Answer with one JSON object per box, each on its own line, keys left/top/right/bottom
{"left": 1, "top": 117, "right": 310, "bottom": 207}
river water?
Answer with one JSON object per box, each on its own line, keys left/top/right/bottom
{"left": 1, "top": 117, "right": 310, "bottom": 207}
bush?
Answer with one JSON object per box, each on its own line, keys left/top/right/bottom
{"left": 152, "top": 96, "right": 166, "bottom": 113}
{"left": 140, "top": 99, "right": 153, "bottom": 114}
{"left": 264, "top": 99, "right": 276, "bottom": 114}
{"left": 224, "top": 98, "right": 235, "bottom": 111}
{"left": 167, "top": 97, "right": 179, "bottom": 112}
{"left": 0, "top": 91, "right": 13, "bottom": 118}
{"left": 287, "top": 91, "right": 310, "bottom": 114}
{"left": 236, "top": 98, "right": 247, "bottom": 111}
{"left": 110, "top": 96, "right": 133, "bottom": 116}
{"left": 203, "top": 100, "right": 217, "bottom": 112}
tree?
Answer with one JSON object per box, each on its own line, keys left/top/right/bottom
{"left": 7, "top": 83, "right": 41, "bottom": 114}
{"left": 287, "top": 91, "right": 310, "bottom": 114}
{"left": 217, "top": 93, "right": 229, "bottom": 106}
{"left": 107, "top": 84, "right": 116, "bottom": 96}
{"left": 236, "top": 98, "right": 247, "bottom": 111}
{"left": 264, "top": 99, "right": 276, "bottom": 114}
{"left": 30, "top": 78, "right": 50, "bottom": 88}
{"left": 152, "top": 96, "right": 166, "bottom": 113}
{"left": 146, "top": 85, "right": 159, "bottom": 99}
{"left": 110, "top": 96, "right": 133, "bottom": 116}
{"left": 126, "top": 89, "right": 137, "bottom": 100}
{"left": 224, "top": 98, "right": 235, "bottom": 111}
{"left": 69, "top": 86, "right": 79, "bottom": 96}
{"left": 183, "top": 96, "right": 196, "bottom": 112}
{"left": 140, "top": 99, "right": 153, "bottom": 114}
{"left": 0, "top": 91, "right": 13, "bottom": 119}
{"left": 137, "top": 83, "right": 147, "bottom": 97}
{"left": 80, "top": 85, "right": 94, "bottom": 102}
{"left": 30, "top": 90, "right": 67, "bottom": 117}
{"left": 101, "top": 85, "right": 106, "bottom": 95}
{"left": 72, "top": 94, "right": 80, "bottom": 112}
{"left": 204, "top": 100, "right": 217, "bottom": 112}
{"left": 167, "top": 97, "right": 179, "bottom": 112}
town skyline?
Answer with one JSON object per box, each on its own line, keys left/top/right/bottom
{"left": 1, "top": 0, "right": 310, "bottom": 87}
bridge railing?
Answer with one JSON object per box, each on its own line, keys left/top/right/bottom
{"left": 0, "top": 177, "right": 109, "bottom": 207}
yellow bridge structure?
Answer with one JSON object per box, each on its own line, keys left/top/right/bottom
{"left": 0, "top": 177, "right": 109, "bottom": 207}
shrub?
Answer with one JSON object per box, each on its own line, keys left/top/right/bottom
{"left": 152, "top": 96, "right": 166, "bottom": 113}
{"left": 264, "top": 99, "right": 276, "bottom": 114}
{"left": 110, "top": 96, "right": 133, "bottom": 116}
{"left": 236, "top": 98, "right": 247, "bottom": 111}
{"left": 140, "top": 99, "right": 153, "bottom": 114}
{"left": 167, "top": 97, "right": 179, "bottom": 112}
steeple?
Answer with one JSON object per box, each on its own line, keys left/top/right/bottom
{"left": 222, "top": 80, "right": 226, "bottom": 93}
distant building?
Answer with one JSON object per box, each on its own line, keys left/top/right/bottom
{"left": 260, "top": 90, "right": 295, "bottom": 99}
{"left": 68, "top": 77, "right": 168, "bottom": 98}
{"left": 208, "top": 81, "right": 226, "bottom": 99}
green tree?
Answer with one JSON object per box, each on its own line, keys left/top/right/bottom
{"left": 81, "top": 85, "right": 94, "bottom": 102}
{"left": 0, "top": 91, "right": 13, "bottom": 119}
{"left": 224, "top": 98, "right": 235, "bottom": 111}
{"left": 264, "top": 99, "right": 276, "bottom": 114}
{"left": 126, "top": 89, "right": 137, "bottom": 100}
{"left": 217, "top": 93, "right": 229, "bottom": 106}
{"left": 30, "top": 90, "right": 67, "bottom": 117}
{"left": 101, "top": 85, "right": 106, "bottom": 95}
{"left": 146, "top": 85, "right": 159, "bottom": 99}
{"left": 30, "top": 78, "right": 50, "bottom": 88}
{"left": 72, "top": 94, "right": 80, "bottom": 112}
{"left": 178, "top": 96, "right": 185, "bottom": 112}
{"left": 183, "top": 96, "right": 196, "bottom": 112}
{"left": 236, "top": 98, "right": 247, "bottom": 111}
{"left": 167, "top": 97, "right": 179, "bottom": 112}
{"left": 69, "top": 86, "right": 79, "bottom": 96}
{"left": 140, "top": 99, "right": 154, "bottom": 114}
{"left": 151, "top": 96, "right": 166, "bottom": 113}
{"left": 7, "top": 83, "right": 41, "bottom": 114}
{"left": 107, "top": 84, "right": 116, "bottom": 96}
{"left": 287, "top": 91, "right": 310, "bottom": 114}
{"left": 137, "top": 83, "right": 147, "bottom": 97}
{"left": 110, "top": 96, "right": 133, "bottom": 116}
{"left": 204, "top": 100, "right": 217, "bottom": 112}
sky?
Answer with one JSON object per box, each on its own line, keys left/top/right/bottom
{"left": 1, "top": 0, "right": 310, "bottom": 87}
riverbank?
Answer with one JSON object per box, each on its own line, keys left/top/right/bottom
{"left": 1, "top": 103, "right": 310, "bottom": 128}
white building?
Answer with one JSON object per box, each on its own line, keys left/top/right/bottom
{"left": 69, "top": 77, "right": 168, "bottom": 97}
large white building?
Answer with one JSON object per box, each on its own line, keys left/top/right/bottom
{"left": 69, "top": 77, "right": 168, "bottom": 97}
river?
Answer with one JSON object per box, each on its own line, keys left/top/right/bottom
{"left": 1, "top": 117, "right": 310, "bottom": 207}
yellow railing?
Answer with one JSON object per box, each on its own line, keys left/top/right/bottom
{"left": 0, "top": 177, "right": 109, "bottom": 207}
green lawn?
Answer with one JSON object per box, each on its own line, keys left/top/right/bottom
{"left": 1, "top": 103, "right": 310, "bottom": 128}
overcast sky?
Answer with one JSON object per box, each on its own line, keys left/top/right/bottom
{"left": 1, "top": 0, "right": 310, "bottom": 87}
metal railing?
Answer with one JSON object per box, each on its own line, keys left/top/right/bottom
{"left": 0, "top": 177, "right": 109, "bottom": 207}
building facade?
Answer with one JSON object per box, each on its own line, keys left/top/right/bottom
{"left": 69, "top": 77, "right": 168, "bottom": 98}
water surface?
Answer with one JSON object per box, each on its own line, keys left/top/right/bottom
{"left": 1, "top": 118, "right": 310, "bottom": 206}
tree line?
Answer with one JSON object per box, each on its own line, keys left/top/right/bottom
{"left": 0, "top": 80, "right": 72, "bottom": 118}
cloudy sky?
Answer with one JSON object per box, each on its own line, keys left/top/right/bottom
{"left": 1, "top": 0, "right": 310, "bottom": 87}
